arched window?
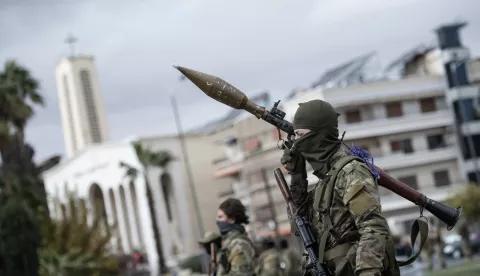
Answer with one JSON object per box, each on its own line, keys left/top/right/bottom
{"left": 88, "top": 183, "right": 108, "bottom": 227}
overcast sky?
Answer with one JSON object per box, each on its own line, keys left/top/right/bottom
{"left": 1, "top": 0, "right": 480, "bottom": 162}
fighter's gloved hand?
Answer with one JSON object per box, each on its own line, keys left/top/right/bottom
{"left": 280, "top": 148, "right": 305, "bottom": 174}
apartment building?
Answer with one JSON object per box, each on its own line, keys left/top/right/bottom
{"left": 281, "top": 22, "right": 480, "bottom": 235}
{"left": 206, "top": 21, "right": 480, "bottom": 238}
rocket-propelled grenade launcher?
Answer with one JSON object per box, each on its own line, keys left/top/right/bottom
{"left": 173, "top": 65, "right": 462, "bottom": 231}
{"left": 173, "top": 65, "right": 295, "bottom": 145}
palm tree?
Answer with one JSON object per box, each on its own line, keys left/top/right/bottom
{"left": 38, "top": 192, "right": 119, "bottom": 276}
{"left": 0, "top": 60, "right": 44, "bottom": 154}
{"left": 119, "top": 142, "right": 175, "bottom": 274}
{"left": 0, "top": 60, "right": 47, "bottom": 205}
{"left": 447, "top": 183, "right": 480, "bottom": 261}
{"left": 0, "top": 60, "right": 46, "bottom": 276}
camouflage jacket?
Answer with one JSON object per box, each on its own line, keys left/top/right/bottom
{"left": 290, "top": 148, "right": 392, "bottom": 275}
{"left": 255, "top": 248, "right": 303, "bottom": 276}
{"left": 216, "top": 229, "right": 256, "bottom": 276}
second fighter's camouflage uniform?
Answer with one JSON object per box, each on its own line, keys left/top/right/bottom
{"left": 216, "top": 229, "right": 256, "bottom": 276}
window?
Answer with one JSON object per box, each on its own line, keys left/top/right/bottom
{"left": 452, "top": 98, "right": 480, "bottom": 123}
{"left": 80, "top": 69, "right": 102, "bottom": 143}
{"left": 460, "top": 134, "right": 480, "bottom": 160}
{"left": 467, "top": 172, "right": 478, "bottom": 184}
{"left": 63, "top": 75, "right": 78, "bottom": 151}
{"left": 433, "top": 170, "right": 450, "bottom": 187}
{"left": 398, "top": 175, "right": 418, "bottom": 190}
{"left": 391, "top": 141, "right": 401, "bottom": 152}
{"left": 420, "top": 97, "right": 437, "bottom": 113}
{"left": 386, "top": 101, "right": 403, "bottom": 117}
{"left": 346, "top": 109, "right": 362, "bottom": 123}
{"left": 427, "top": 134, "right": 446, "bottom": 149}
{"left": 390, "top": 139, "right": 413, "bottom": 154}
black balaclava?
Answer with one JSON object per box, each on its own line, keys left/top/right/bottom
{"left": 293, "top": 99, "right": 341, "bottom": 178}
{"left": 216, "top": 220, "right": 246, "bottom": 236}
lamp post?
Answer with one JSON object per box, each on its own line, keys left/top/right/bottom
{"left": 173, "top": 79, "right": 205, "bottom": 237}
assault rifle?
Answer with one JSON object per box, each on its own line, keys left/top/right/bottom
{"left": 274, "top": 168, "right": 331, "bottom": 276}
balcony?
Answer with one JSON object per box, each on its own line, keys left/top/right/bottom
{"left": 374, "top": 146, "right": 458, "bottom": 171}
{"left": 324, "top": 75, "right": 445, "bottom": 107}
{"left": 380, "top": 182, "right": 464, "bottom": 213}
{"left": 340, "top": 110, "right": 453, "bottom": 140}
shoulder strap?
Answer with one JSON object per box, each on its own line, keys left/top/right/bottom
{"left": 329, "top": 155, "right": 362, "bottom": 187}
{"left": 396, "top": 216, "right": 429, "bottom": 267}
{"left": 316, "top": 155, "right": 360, "bottom": 262}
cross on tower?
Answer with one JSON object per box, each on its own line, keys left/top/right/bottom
{"left": 65, "top": 33, "right": 77, "bottom": 57}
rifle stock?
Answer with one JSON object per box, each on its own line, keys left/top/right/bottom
{"left": 210, "top": 243, "right": 217, "bottom": 276}
{"left": 274, "top": 168, "right": 331, "bottom": 276}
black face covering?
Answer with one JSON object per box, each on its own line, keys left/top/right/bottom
{"left": 216, "top": 220, "right": 246, "bottom": 236}
{"left": 293, "top": 127, "right": 341, "bottom": 177}
{"left": 292, "top": 100, "right": 341, "bottom": 177}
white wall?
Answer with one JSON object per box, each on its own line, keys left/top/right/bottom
{"left": 43, "top": 140, "right": 197, "bottom": 275}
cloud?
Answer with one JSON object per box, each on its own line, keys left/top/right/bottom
{"left": 2, "top": 0, "right": 480, "bottom": 161}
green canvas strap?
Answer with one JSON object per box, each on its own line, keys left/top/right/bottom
{"left": 315, "top": 156, "right": 361, "bottom": 261}
{"left": 397, "top": 216, "right": 429, "bottom": 267}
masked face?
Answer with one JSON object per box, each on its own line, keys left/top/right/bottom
{"left": 293, "top": 126, "right": 340, "bottom": 177}
{"left": 292, "top": 100, "right": 341, "bottom": 177}
{"left": 216, "top": 220, "right": 235, "bottom": 236}
{"left": 215, "top": 209, "right": 247, "bottom": 235}
{"left": 216, "top": 209, "right": 235, "bottom": 235}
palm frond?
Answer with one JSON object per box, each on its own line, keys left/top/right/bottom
{"left": 38, "top": 191, "right": 119, "bottom": 276}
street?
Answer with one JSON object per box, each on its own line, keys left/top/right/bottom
{"left": 401, "top": 254, "right": 480, "bottom": 276}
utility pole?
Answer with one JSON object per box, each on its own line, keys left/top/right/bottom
{"left": 450, "top": 61, "right": 480, "bottom": 184}
{"left": 170, "top": 95, "right": 205, "bottom": 236}
{"left": 238, "top": 124, "right": 257, "bottom": 240}
{"left": 261, "top": 168, "right": 280, "bottom": 247}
